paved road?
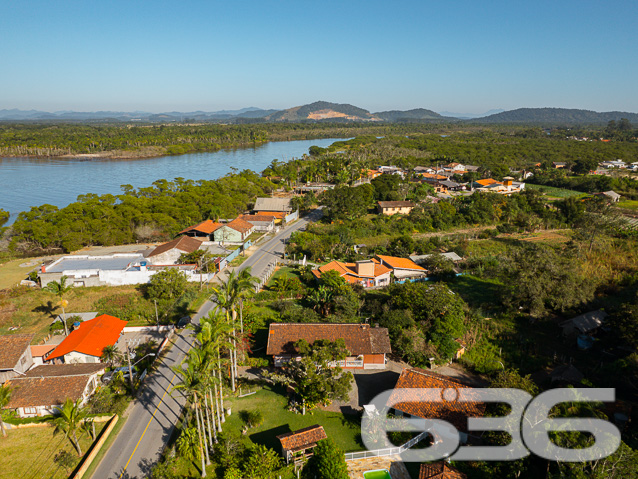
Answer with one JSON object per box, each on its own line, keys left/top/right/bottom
{"left": 91, "top": 208, "right": 322, "bottom": 479}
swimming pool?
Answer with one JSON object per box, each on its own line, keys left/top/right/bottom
{"left": 363, "top": 469, "right": 392, "bottom": 479}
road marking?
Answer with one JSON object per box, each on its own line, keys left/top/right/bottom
{"left": 119, "top": 372, "right": 178, "bottom": 478}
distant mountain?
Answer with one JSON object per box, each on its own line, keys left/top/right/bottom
{"left": 439, "top": 109, "right": 505, "bottom": 119}
{"left": 265, "top": 101, "right": 377, "bottom": 121}
{"left": 374, "top": 108, "right": 453, "bottom": 122}
{"left": 475, "top": 108, "right": 638, "bottom": 125}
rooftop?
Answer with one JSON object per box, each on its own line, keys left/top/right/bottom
{"left": 5, "top": 374, "right": 97, "bottom": 409}
{"left": 225, "top": 217, "right": 254, "bottom": 234}
{"left": 22, "top": 363, "right": 106, "bottom": 378}
{"left": 148, "top": 236, "right": 204, "bottom": 258}
{"left": 254, "top": 197, "right": 292, "bottom": 212}
{"left": 388, "top": 368, "right": 485, "bottom": 432}
{"left": 266, "top": 323, "right": 391, "bottom": 356}
{"left": 277, "top": 425, "right": 327, "bottom": 452}
{"left": 44, "top": 254, "right": 144, "bottom": 273}
{"left": 419, "top": 462, "right": 467, "bottom": 479}
{"left": 312, "top": 260, "right": 392, "bottom": 283}
{"left": 179, "top": 219, "right": 223, "bottom": 235}
{"left": 47, "top": 314, "right": 127, "bottom": 360}
{"left": 375, "top": 255, "right": 426, "bottom": 271}
{"left": 0, "top": 334, "right": 33, "bottom": 369}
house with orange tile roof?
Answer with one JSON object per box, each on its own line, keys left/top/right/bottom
{"left": 312, "top": 259, "right": 392, "bottom": 288}
{"left": 277, "top": 424, "right": 327, "bottom": 464}
{"left": 471, "top": 178, "right": 525, "bottom": 195}
{"left": 213, "top": 218, "right": 255, "bottom": 243}
{"left": 388, "top": 368, "right": 485, "bottom": 443}
{"left": 374, "top": 255, "right": 428, "bottom": 282}
{"left": 238, "top": 214, "right": 276, "bottom": 232}
{"left": 47, "top": 314, "right": 127, "bottom": 364}
{"left": 267, "top": 323, "right": 391, "bottom": 369}
{"left": 179, "top": 219, "right": 223, "bottom": 239}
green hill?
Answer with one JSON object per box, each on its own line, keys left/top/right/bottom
{"left": 475, "top": 107, "right": 638, "bottom": 125}
{"left": 374, "top": 108, "right": 455, "bottom": 122}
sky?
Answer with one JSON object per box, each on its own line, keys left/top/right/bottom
{"left": 1, "top": 0, "right": 637, "bottom": 115}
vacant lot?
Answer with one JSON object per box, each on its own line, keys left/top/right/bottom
{"left": 525, "top": 183, "right": 587, "bottom": 199}
{"left": 0, "top": 422, "right": 106, "bottom": 479}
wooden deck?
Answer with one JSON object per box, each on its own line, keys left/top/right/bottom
{"left": 346, "top": 455, "right": 412, "bottom": 479}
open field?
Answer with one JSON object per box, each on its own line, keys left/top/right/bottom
{"left": 0, "top": 257, "right": 41, "bottom": 290}
{"left": 617, "top": 199, "right": 638, "bottom": 210}
{"left": 525, "top": 183, "right": 588, "bottom": 199}
{"left": 0, "top": 422, "right": 106, "bottom": 479}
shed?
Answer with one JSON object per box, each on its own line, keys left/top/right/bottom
{"left": 276, "top": 424, "right": 327, "bottom": 464}
{"left": 560, "top": 310, "right": 607, "bottom": 335}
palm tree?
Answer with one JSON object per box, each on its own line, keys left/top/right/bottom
{"left": 53, "top": 399, "right": 88, "bottom": 456}
{"left": 0, "top": 384, "right": 13, "bottom": 437}
{"left": 100, "top": 345, "right": 121, "bottom": 368}
{"left": 172, "top": 359, "right": 207, "bottom": 477}
{"left": 44, "top": 275, "right": 72, "bottom": 336}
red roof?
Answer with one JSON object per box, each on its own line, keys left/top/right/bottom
{"left": 313, "top": 260, "right": 392, "bottom": 284}
{"left": 226, "top": 218, "right": 254, "bottom": 234}
{"left": 375, "top": 255, "right": 426, "bottom": 271}
{"left": 47, "top": 314, "right": 127, "bottom": 360}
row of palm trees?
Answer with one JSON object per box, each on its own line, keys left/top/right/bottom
{"left": 171, "top": 268, "right": 257, "bottom": 477}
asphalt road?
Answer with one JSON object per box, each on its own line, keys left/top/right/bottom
{"left": 91, "top": 208, "right": 322, "bottom": 479}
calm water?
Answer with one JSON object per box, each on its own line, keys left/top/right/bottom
{"left": 0, "top": 138, "right": 343, "bottom": 224}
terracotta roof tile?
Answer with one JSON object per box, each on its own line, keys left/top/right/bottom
{"left": 388, "top": 368, "right": 485, "bottom": 432}
{"left": 257, "top": 211, "right": 287, "bottom": 219}
{"left": 30, "top": 345, "right": 56, "bottom": 358}
{"left": 419, "top": 462, "right": 467, "bottom": 479}
{"left": 47, "top": 314, "right": 126, "bottom": 360}
{"left": 375, "top": 255, "right": 426, "bottom": 271}
{"left": 179, "top": 219, "right": 223, "bottom": 235}
{"left": 22, "top": 364, "right": 106, "bottom": 378}
{"left": 238, "top": 214, "right": 276, "bottom": 223}
{"left": 266, "top": 323, "right": 391, "bottom": 356}
{"left": 226, "top": 218, "right": 254, "bottom": 234}
{"left": 149, "top": 236, "right": 204, "bottom": 257}
{"left": 314, "top": 260, "right": 392, "bottom": 283}
{"left": 475, "top": 178, "right": 500, "bottom": 186}
{"left": 5, "top": 375, "right": 95, "bottom": 409}
{"left": 277, "top": 425, "right": 327, "bottom": 452}
{"left": 0, "top": 334, "right": 33, "bottom": 369}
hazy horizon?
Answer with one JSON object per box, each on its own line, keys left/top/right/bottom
{"left": 2, "top": 1, "right": 636, "bottom": 114}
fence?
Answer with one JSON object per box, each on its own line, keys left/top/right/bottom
{"left": 344, "top": 430, "right": 429, "bottom": 461}
{"left": 254, "top": 260, "right": 279, "bottom": 292}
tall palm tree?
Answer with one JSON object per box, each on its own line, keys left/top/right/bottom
{"left": 0, "top": 385, "right": 12, "bottom": 437}
{"left": 53, "top": 398, "right": 88, "bottom": 456}
{"left": 100, "top": 344, "right": 121, "bottom": 368}
{"left": 172, "top": 359, "right": 207, "bottom": 477}
{"left": 44, "top": 275, "right": 72, "bottom": 336}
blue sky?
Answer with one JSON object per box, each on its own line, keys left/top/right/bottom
{"left": 1, "top": 0, "right": 637, "bottom": 114}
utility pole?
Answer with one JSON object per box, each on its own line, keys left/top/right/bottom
{"left": 126, "top": 344, "right": 134, "bottom": 390}
{"left": 154, "top": 300, "right": 159, "bottom": 332}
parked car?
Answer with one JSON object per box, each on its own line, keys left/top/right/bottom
{"left": 101, "top": 366, "right": 137, "bottom": 384}
{"left": 177, "top": 316, "right": 192, "bottom": 329}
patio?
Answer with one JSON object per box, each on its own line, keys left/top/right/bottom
{"left": 346, "top": 455, "right": 411, "bottom": 479}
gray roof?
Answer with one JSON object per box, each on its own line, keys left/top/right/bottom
{"left": 439, "top": 180, "right": 461, "bottom": 188}
{"left": 44, "top": 254, "right": 144, "bottom": 273}
{"left": 254, "top": 197, "right": 292, "bottom": 212}
{"left": 560, "top": 310, "right": 608, "bottom": 334}
{"left": 464, "top": 165, "right": 480, "bottom": 172}
{"left": 410, "top": 252, "right": 463, "bottom": 264}
{"left": 602, "top": 190, "right": 621, "bottom": 199}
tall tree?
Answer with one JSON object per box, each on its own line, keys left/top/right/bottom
{"left": 301, "top": 438, "right": 349, "bottom": 479}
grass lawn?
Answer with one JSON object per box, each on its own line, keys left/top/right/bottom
{"left": 0, "top": 257, "right": 40, "bottom": 290}
{"left": 225, "top": 385, "right": 363, "bottom": 454}
{"left": 266, "top": 266, "right": 301, "bottom": 287}
{"left": 617, "top": 199, "right": 638, "bottom": 210}
{"left": 525, "top": 183, "right": 587, "bottom": 199}
{"left": 0, "top": 422, "right": 106, "bottom": 479}
{"left": 450, "top": 275, "right": 503, "bottom": 308}
{"left": 0, "top": 284, "right": 146, "bottom": 342}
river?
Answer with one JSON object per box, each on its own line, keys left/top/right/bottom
{"left": 0, "top": 138, "right": 343, "bottom": 225}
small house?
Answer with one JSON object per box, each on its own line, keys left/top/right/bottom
{"left": 377, "top": 201, "right": 415, "bottom": 216}
{"left": 148, "top": 236, "right": 205, "bottom": 265}
{"left": 277, "top": 425, "right": 327, "bottom": 464}
{"left": 238, "top": 214, "right": 276, "bottom": 232}
{"left": 213, "top": 218, "right": 255, "bottom": 244}
{"left": 552, "top": 162, "right": 567, "bottom": 169}
{"left": 0, "top": 334, "right": 34, "bottom": 382}
{"left": 267, "top": 323, "right": 391, "bottom": 369}
{"left": 47, "top": 314, "right": 127, "bottom": 364}
{"left": 4, "top": 364, "right": 106, "bottom": 417}
{"left": 593, "top": 190, "right": 621, "bottom": 203}
{"left": 178, "top": 219, "right": 223, "bottom": 240}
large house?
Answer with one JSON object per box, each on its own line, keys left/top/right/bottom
{"left": 213, "top": 218, "right": 255, "bottom": 243}
{"left": 375, "top": 255, "right": 427, "bottom": 282}
{"left": 40, "top": 253, "right": 146, "bottom": 287}
{"left": 388, "top": 368, "right": 485, "bottom": 444}
{"left": 4, "top": 364, "right": 105, "bottom": 417}
{"left": 0, "top": 334, "right": 34, "bottom": 382}
{"left": 267, "top": 323, "right": 391, "bottom": 369}
{"left": 312, "top": 259, "right": 392, "bottom": 288}
{"left": 377, "top": 201, "right": 415, "bottom": 216}
{"left": 47, "top": 314, "right": 127, "bottom": 364}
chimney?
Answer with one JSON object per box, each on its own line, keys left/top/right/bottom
{"left": 355, "top": 260, "right": 375, "bottom": 277}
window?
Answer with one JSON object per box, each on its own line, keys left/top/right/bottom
{"left": 23, "top": 407, "right": 37, "bottom": 415}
